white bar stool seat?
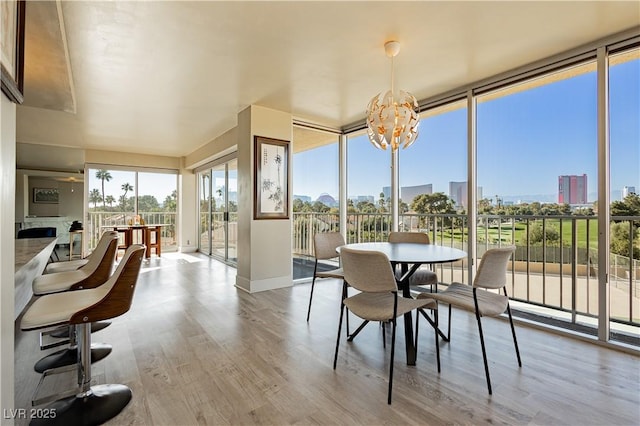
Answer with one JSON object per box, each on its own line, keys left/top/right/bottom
{"left": 34, "top": 232, "right": 119, "bottom": 295}
{"left": 21, "top": 245, "right": 146, "bottom": 426}
{"left": 45, "top": 258, "right": 89, "bottom": 274}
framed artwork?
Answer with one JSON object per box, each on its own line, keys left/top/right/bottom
{"left": 254, "top": 136, "right": 289, "bottom": 219}
{"left": 1, "top": 0, "right": 25, "bottom": 103}
{"left": 33, "top": 188, "right": 59, "bottom": 204}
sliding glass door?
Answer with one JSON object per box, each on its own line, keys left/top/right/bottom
{"left": 197, "top": 157, "right": 237, "bottom": 264}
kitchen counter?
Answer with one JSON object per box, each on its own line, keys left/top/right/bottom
{"left": 15, "top": 237, "right": 57, "bottom": 320}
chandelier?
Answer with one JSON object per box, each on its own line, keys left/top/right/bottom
{"left": 366, "top": 41, "right": 419, "bottom": 151}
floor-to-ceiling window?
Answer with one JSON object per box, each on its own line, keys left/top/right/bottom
{"left": 608, "top": 46, "right": 640, "bottom": 343}
{"left": 346, "top": 129, "right": 391, "bottom": 243}
{"left": 196, "top": 157, "right": 238, "bottom": 264}
{"left": 400, "top": 101, "right": 469, "bottom": 283}
{"left": 321, "top": 34, "right": 638, "bottom": 346}
{"left": 87, "top": 166, "right": 178, "bottom": 252}
{"left": 292, "top": 126, "right": 340, "bottom": 279}
{"left": 475, "top": 61, "right": 599, "bottom": 332}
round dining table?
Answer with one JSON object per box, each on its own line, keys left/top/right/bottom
{"left": 337, "top": 242, "right": 467, "bottom": 365}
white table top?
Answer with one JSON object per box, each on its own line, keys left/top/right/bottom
{"left": 338, "top": 242, "right": 467, "bottom": 264}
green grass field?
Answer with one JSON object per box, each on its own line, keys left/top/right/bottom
{"left": 441, "top": 218, "right": 599, "bottom": 249}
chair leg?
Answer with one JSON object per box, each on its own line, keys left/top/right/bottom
{"left": 435, "top": 308, "right": 440, "bottom": 373}
{"left": 414, "top": 313, "right": 419, "bottom": 350}
{"left": 473, "top": 291, "right": 492, "bottom": 395}
{"left": 504, "top": 294, "right": 522, "bottom": 367}
{"left": 333, "top": 302, "right": 345, "bottom": 370}
{"left": 444, "top": 304, "right": 452, "bottom": 341}
{"left": 307, "top": 263, "right": 318, "bottom": 322}
{"left": 342, "top": 281, "right": 351, "bottom": 336}
{"left": 417, "top": 308, "right": 441, "bottom": 373}
{"left": 388, "top": 317, "right": 397, "bottom": 405}
{"left": 347, "top": 320, "right": 370, "bottom": 342}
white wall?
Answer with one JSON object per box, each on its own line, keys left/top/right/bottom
{"left": 24, "top": 178, "right": 82, "bottom": 219}
{"left": 236, "top": 105, "right": 293, "bottom": 292}
{"left": 0, "top": 92, "right": 16, "bottom": 423}
{"left": 85, "top": 149, "right": 180, "bottom": 170}
{"left": 178, "top": 162, "right": 197, "bottom": 252}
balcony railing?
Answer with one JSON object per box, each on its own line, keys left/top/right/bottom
{"left": 87, "top": 211, "right": 177, "bottom": 251}
{"left": 292, "top": 212, "right": 639, "bottom": 332}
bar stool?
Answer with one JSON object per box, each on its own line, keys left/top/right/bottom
{"left": 45, "top": 231, "right": 118, "bottom": 274}
{"left": 114, "top": 227, "right": 133, "bottom": 260}
{"left": 32, "top": 233, "right": 119, "bottom": 373}
{"left": 69, "top": 230, "right": 85, "bottom": 260}
{"left": 144, "top": 225, "right": 161, "bottom": 258}
{"left": 33, "top": 233, "right": 118, "bottom": 295}
{"left": 21, "top": 245, "right": 145, "bottom": 426}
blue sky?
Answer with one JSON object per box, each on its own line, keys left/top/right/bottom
{"left": 294, "top": 56, "right": 639, "bottom": 204}
{"left": 88, "top": 170, "right": 177, "bottom": 205}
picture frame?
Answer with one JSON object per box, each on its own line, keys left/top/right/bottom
{"left": 33, "top": 188, "right": 59, "bottom": 204}
{"left": 254, "top": 136, "right": 289, "bottom": 220}
{"left": 1, "top": 0, "right": 26, "bottom": 103}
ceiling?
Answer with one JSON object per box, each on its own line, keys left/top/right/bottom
{"left": 16, "top": 1, "right": 640, "bottom": 158}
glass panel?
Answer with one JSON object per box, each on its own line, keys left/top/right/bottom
{"left": 347, "top": 130, "right": 391, "bottom": 243}
{"left": 87, "top": 168, "right": 136, "bottom": 250}
{"left": 211, "top": 164, "right": 226, "bottom": 259}
{"left": 476, "top": 62, "right": 598, "bottom": 333}
{"left": 292, "top": 128, "right": 339, "bottom": 279}
{"left": 199, "top": 171, "right": 212, "bottom": 255}
{"left": 137, "top": 171, "right": 177, "bottom": 252}
{"left": 400, "top": 100, "right": 468, "bottom": 283}
{"left": 609, "top": 47, "right": 640, "bottom": 344}
{"left": 227, "top": 159, "right": 238, "bottom": 264}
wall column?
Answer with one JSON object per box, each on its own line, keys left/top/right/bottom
{"left": 1, "top": 93, "right": 17, "bottom": 423}
{"left": 178, "top": 161, "right": 197, "bottom": 252}
{"left": 236, "top": 105, "right": 292, "bottom": 293}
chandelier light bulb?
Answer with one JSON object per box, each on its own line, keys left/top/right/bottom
{"left": 366, "top": 41, "right": 419, "bottom": 151}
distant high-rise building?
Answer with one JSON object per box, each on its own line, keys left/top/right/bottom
{"left": 382, "top": 186, "right": 391, "bottom": 200}
{"left": 401, "top": 184, "right": 432, "bottom": 204}
{"left": 349, "top": 195, "right": 375, "bottom": 205}
{"left": 449, "top": 182, "right": 483, "bottom": 209}
{"left": 558, "top": 174, "right": 587, "bottom": 204}
{"left": 622, "top": 186, "right": 636, "bottom": 199}
{"left": 382, "top": 184, "right": 433, "bottom": 205}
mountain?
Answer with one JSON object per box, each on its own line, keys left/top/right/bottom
{"left": 500, "top": 194, "right": 557, "bottom": 204}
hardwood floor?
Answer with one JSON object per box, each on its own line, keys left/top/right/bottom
{"left": 14, "top": 252, "right": 640, "bottom": 425}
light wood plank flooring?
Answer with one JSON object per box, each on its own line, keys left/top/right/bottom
{"left": 14, "top": 252, "right": 640, "bottom": 425}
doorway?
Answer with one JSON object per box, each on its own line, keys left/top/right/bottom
{"left": 198, "top": 158, "right": 237, "bottom": 264}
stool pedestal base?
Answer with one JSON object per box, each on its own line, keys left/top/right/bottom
{"left": 30, "top": 384, "right": 132, "bottom": 426}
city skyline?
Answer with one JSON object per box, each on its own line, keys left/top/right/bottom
{"left": 293, "top": 56, "right": 639, "bottom": 205}
{"left": 292, "top": 178, "right": 636, "bottom": 207}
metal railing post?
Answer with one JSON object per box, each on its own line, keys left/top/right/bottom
{"left": 571, "top": 219, "right": 578, "bottom": 324}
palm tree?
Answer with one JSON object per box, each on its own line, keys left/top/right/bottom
{"left": 89, "top": 189, "right": 102, "bottom": 209}
{"left": 121, "top": 182, "right": 134, "bottom": 210}
{"left": 105, "top": 195, "right": 116, "bottom": 208}
{"left": 95, "top": 169, "right": 112, "bottom": 207}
